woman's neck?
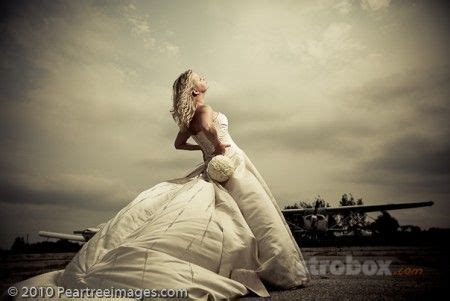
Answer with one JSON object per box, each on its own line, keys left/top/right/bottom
{"left": 195, "top": 98, "right": 205, "bottom": 107}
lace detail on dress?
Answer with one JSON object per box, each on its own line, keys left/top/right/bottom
{"left": 191, "top": 111, "right": 241, "bottom": 161}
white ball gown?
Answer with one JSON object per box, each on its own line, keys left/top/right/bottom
{"left": 6, "top": 111, "right": 310, "bottom": 300}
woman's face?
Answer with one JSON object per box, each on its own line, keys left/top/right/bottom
{"left": 191, "top": 72, "right": 208, "bottom": 94}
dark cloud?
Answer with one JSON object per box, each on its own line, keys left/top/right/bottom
{"left": 361, "top": 134, "right": 450, "bottom": 176}
{"left": 332, "top": 66, "right": 450, "bottom": 194}
{"left": 355, "top": 171, "right": 450, "bottom": 195}
{"left": 0, "top": 172, "right": 135, "bottom": 211}
{"left": 342, "top": 66, "right": 450, "bottom": 110}
{"left": 0, "top": 2, "right": 43, "bottom": 105}
{"left": 0, "top": 0, "right": 29, "bottom": 22}
{"left": 1, "top": 0, "right": 450, "bottom": 248}
{"left": 237, "top": 117, "right": 376, "bottom": 156}
{"left": 343, "top": 133, "right": 450, "bottom": 195}
{"left": 0, "top": 46, "right": 42, "bottom": 105}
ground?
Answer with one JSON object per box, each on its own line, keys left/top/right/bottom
{"left": 1, "top": 246, "right": 447, "bottom": 300}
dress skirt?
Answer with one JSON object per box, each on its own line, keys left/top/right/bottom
{"left": 7, "top": 148, "right": 310, "bottom": 301}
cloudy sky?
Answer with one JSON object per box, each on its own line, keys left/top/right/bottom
{"left": 0, "top": 0, "right": 448, "bottom": 249}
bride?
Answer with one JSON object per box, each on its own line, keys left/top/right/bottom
{"left": 7, "top": 69, "right": 310, "bottom": 300}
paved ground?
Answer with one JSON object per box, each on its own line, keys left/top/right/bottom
{"left": 1, "top": 246, "right": 447, "bottom": 300}
{"left": 242, "top": 246, "right": 448, "bottom": 300}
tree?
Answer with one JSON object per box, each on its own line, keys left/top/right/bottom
{"left": 11, "top": 236, "right": 26, "bottom": 253}
{"left": 370, "top": 211, "right": 400, "bottom": 235}
{"left": 284, "top": 195, "right": 331, "bottom": 210}
{"left": 337, "top": 193, "right": 367, "bottom": 232}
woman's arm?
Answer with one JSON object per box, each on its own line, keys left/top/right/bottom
{"left": 174, "top": 130, "right": 202, "bottom": 151}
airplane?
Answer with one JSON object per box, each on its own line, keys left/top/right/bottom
{"left": 39, "top": 227, "right": 102, "bottom": 243}
{"left": 39, "top": 201, "right": 434, "bottom": 243}
{"left": 282, "top": 201, "right": 434, "bottom": 238}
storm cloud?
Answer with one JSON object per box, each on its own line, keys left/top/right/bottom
{"left": 0, "top": 0, "right": 449, "bottom": 248}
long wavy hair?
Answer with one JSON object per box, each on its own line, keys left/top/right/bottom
{"left": 170, "top": 69, "right": 197, "bottom": 132}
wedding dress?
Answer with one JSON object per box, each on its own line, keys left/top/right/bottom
{"left": 6, "top": 111, "right": 310, "bottom": 300}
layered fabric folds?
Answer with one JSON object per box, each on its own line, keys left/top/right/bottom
{"left": 8, "top": 148, "right": 310, "bottom": 301}
{"left": 6, "top": 111, "right": 311, "bottom": 300}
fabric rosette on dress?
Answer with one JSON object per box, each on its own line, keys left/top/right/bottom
{"left": 206, "top": 155, "right": 236, "bottom": 182}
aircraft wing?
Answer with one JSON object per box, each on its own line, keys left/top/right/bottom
{"left": 39, "top": 227, "right": 101, "bottom": 242}
{"left": 282, "top": 201, "right": 434, "bottom": 215}
{"left": 39, "top": 231, "right": 86, "bottom": 242}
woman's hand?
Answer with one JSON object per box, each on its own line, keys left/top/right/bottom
{"left": 213, "top": 142, "right": 231, "bottom": 156}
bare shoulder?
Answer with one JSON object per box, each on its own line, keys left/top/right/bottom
{"left": 192, "top": 105, "right": 215, "bottom": 131}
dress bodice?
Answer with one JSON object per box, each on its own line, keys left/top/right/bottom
{"left": 191, "top": 111, "right": 241, "bottom": 161}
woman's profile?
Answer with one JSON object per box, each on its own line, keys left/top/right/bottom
{"left": 7, "top": 69, "right": 311, "bottom": 300}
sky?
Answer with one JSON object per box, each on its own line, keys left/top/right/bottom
{"left": 0, "top": 0, "right": 448, "bottom": 249}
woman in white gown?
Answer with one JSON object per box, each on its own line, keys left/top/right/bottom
{"left": 7, "top": 70, "right": 310, "bottom": 300}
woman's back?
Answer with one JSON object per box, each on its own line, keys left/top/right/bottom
{"left": 191, "top": 110, "right": 241, "bottom": 161}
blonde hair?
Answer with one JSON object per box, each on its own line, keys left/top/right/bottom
{"left": 170, "top": 69, "right": 197, "bottom": 132}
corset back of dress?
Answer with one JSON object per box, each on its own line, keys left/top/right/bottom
{"left": 191, "top": 111, "right": 240, "bottom": 161}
